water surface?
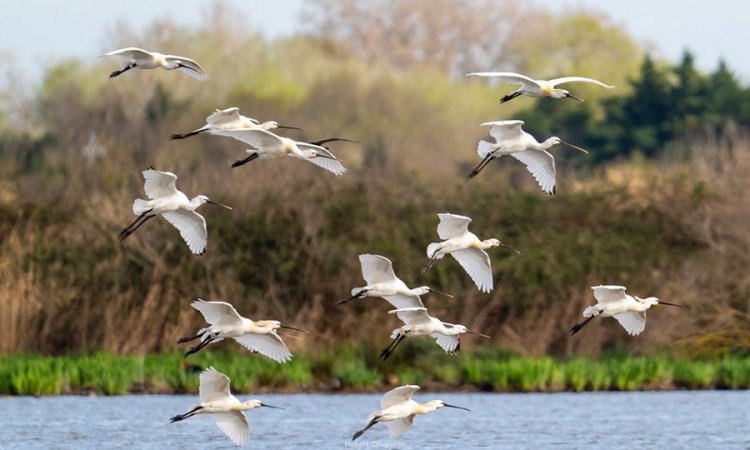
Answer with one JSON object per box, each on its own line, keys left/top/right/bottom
{"left": 1, "top": 391, "right": 747, "bottom": 449}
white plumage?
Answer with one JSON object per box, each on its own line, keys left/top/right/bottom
{"left": 466, "top": 71, "right": 613, "bottom": 103}
{"left": 570, "top": 285, "right": 683, "bottom": 336}
{"left": 423, "top": 213, "right": 519, "bottom": 293}
{"left": 170, "top": 367, "right": 282, "bottom": 447}
{"left": 102, "top": 47, "right": 207, "bottom": 80}
{"left": 351, "top": 384, "right": 470, "bottom": 442}
{"left": 467, "top": 120, "right": 589, "bottom": 195}
{"left": 339, "top": 254, "right": 452, "bottom": 308}
{"left": 119, "top": 168, "right": 231, "bottom": 255}
{"left": 178, "top": 299, "right": 305, "bottom": 363}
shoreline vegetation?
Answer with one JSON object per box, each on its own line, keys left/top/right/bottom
{"left": 2, "top": 349, "right": 748, "bottom": 396}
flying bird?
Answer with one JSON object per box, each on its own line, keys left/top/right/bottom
{"left": 118, "top": 168, "right": 231, "bottom": 255}
{"left": 169, "top": 107, "right": 305, "bottom": 140}
{"left": 218, "top": 128, "right": 347, "bottom": 175}
{"left": 467, "top": 120, "right": 589, "bottom": 195}
{"left": 466, "top": 71, "right": 613, "bottom": 103}
{"left": 380, "top": 306, "right": 490, "bottom": 361}
{"left": 423, "top": 213, "right": 519, "bottom": 293}
{"left": 178, "top": 299, "right": 307, "bottom": 363}
{"left": 351, "top": 385, "right": 469, "bottom": 442}
{"left": 101, "top": 47, "right": 207, "bottom": 80}
{"left": 170, "top": 367, "right": 283, "bottom": 446}
{"left": 570, "top": 285, "right": 684, "bottom": 336}
{"left": 339, "top": 254, "right": 452, "bottom": 307}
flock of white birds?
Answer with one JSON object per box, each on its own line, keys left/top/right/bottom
{"left": 102, "top": 47, "right": 684, "bottom": 446}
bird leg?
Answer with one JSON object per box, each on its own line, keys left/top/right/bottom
{"left": 420, "top": 256, "right": 439, "bottom": 274}
{"left": 170, "top": 406, "right": 203, "bottom": 423}
{"left": 231, "top": 152, "right": 259, "bottom": 168}
{"left": 499, "top": 91, "right": 522, "bottom": 103}
{"left": 569, "top": 316, "right": 595, "bottom": 336}
{"left": 176, "top": 330, "right": 206, "bottom": 344}
{"left": 184, "top": 335, "right": 215, "bottom": 357}
{"left": 169, "top": 129, "right": 205, "bottom": 140}
{"left": 109, "top": 63, "right": 136, "bottom": 79}
{"left": 351, "top": 417, "right": 380, "bottom": 441}
{"left": 379, "top": 334, "right": 406, "bottom": 361}
{"left": 466, "top": 154, "right": 494, "bottom": 179}
{"left": 336, "top": 289, "right": 367, "bottom": 305}
{"left": 119, "top": 213, "right": 155, "bottom": 241}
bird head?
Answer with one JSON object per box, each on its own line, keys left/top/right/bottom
{"left": 422, "top": 400, "right": 470, "bottom": 413}
{"left": 264, "top": 121, "right": 306, "bottom": 132}
{"left": 546, "top": 137, "right": 589, "bottom": 154}
{"left": 483, "top": 238, "right": 501, "bottom": 249}
{"left": 192, "top": 195, "right": 232, "bottom": 210}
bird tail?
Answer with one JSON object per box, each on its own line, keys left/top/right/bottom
{"left": 477, "top": 140, "right": 496, "bottom": 158}
{"left": 132, "top": 198, "right": 150, "bottom": 215}
{"left": 426, "top": 243, "right": 445, "bottom": 259}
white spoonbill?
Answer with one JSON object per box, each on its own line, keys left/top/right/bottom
{"left": 422, "top": 213, "right": 519, "bottom": 293}
{"left": 178, "top": 299, "right": 308, "bottom": 363}
{"left": 351, "top": 385, "right": 469, "bottom": 441}
{"left": 467, "top": 120, "right": 589, "bottom": 195}
{"left": 118, "top": 168, "right": 231, "bottom": 255}
{"left": 218, "top": 128, "right": 347, "bottom": 175}
{"left": 170, "top": 367, "right": 283, "bottom": 446}
{"left": 380, "top": 306, "right": 490, "bottom": 361}
{"left": 466, "top": 71, "right": 613, "bottom": 103}
{"left": 338, "top": 254, "right": 453, "bottom": 307}
{"left": 169, "top": 107, "right": 305, "bottom": 140}
{"left": 570, "top": 285, "right": 684, "bottom": 336}
{"left": 101, "top": 47, "right": 207, "bottom": 80}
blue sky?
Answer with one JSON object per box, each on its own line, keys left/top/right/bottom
{"left": 0, "top": 0, "right": 746, "bottom": 81}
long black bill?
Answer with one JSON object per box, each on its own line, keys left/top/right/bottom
{"left": 206, "top": 200, "right": 232, "bottom": 210}
{"left": 443, "top": 403, "right": 471, "bottom": 411}
{"left": 564, "top": 92, "right": 584, "bottom": 102}
{"left": 559, "top": 140, "right": 589, "bottom": 154}
{"left": 310, "top": 137, "right": 360, "bottom": 147}
{"left": 260, "top": 403, "right": 285, "bottom": 410}
{"left": 277, "top": 125, "right": 307, "bottom": 132}
{"left": 280, "top": 325, "right": 310, "bottom": 334}
{"left": 466, "top": 329, "right": 491, "bottom": 339}
{"left": 429, "top": 288, "right": 454, "bottom": 299}
{"left": 658, "top": 301, "right": 685, "bottom": 308}
{"left": 501, "top": 243, "right": 521, "bottom": 255}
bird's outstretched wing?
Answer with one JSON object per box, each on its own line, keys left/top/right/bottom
{"left": 481, "top": 120, "right": 525, "bottom": 143}
{"left": 142, "top": 169, "right": 178, "bottom": 199}
{"left": 386, "top": 415, "right": 415, "bottom": 438}
{"left": 295, "top": 142, "right": 347, "bottom": 176}
{"left": 165, "top": 55, "right": 208, "bottom": 80}
{"left": 191, "top": 300, "right": 244, "bottom": 326}
{"left": 450, "top": 248, "right": 493, "bottom": 293}
{"left": 436, "top": 213, "right": 472, "bottom": 239}
{"left": 359, "top": 254, "right": 398, "bottom": 285}
{"left": 466, "top": 72, "right": 538, "bottom": 87}
{"left": 548, "top": 76, "right": 614, "bottom": 89}
{"left": 389, "top": 307, "right": 432, "bottom": 326}
{"left": 234, "top": 333, "right": 292, "bottom": 363}
{"left": 510, "top": 149, "right": 556, "bottom": 195}
{"left": 212, "top": 411, "right": 251, "bottom": 446}
{"left": 382, "top": 294, "right": 424, "bottom": 310}
{"left": 613, "top": 311, "right": 646, "bottom": 335}
{"left": 101, "top": 47, "right": 153, "bottom": 62}
{"left": 199, "top": 367, "right": 232, "bottom": 403}
{"left": 206, "top": 107, "right": 257, "bottom": 127}
{"left": 220, "top": 128, "right": 283, "bottom": 149}
{"left": 381, "top": 385, "right": 420, "bottom": 408}
{"left": 432, "top": 332, "right": 460, "bottom": 354}
{"left": 591, "top": 285, "right": 628, "bottom": 304}
{"left": 161, "top": 210, "right": 208, "bottom": 255}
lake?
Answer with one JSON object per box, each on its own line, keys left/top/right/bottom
{"left": 1, "top": 391, "right": 748, "bottom": 449}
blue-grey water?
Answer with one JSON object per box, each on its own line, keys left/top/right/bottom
{"left": 0, "top": 391, "right": 748, "bottom": 449}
